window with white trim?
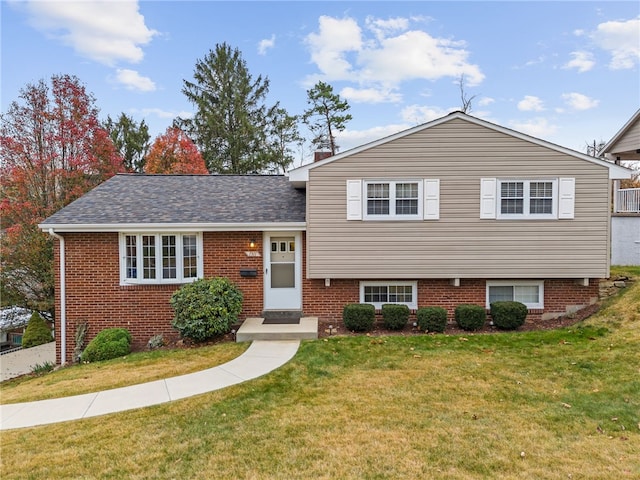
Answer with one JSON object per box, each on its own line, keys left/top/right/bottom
{"left": 481, "top": 177, "right": 576, "bottom": 220}
{"left": 360, "top": 281, "right": 418, "bottom": 309}
{"left": 365, "top": 181, "right": 422, "bottom": 219}
{"left": 498, "top": 180, "right": 557, "bottom": 219}
{"left": 120, "top": 233, "right": 203, "bottom": 284}
{"left": 486, "top": 281, "right": 544, "bottom": 309}
{"left": 347, "top": 179, "right": 440, "bottom": 221}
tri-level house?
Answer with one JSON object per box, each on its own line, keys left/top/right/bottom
{"left": 41, "top": 112, "right": 631, "bottom": 364}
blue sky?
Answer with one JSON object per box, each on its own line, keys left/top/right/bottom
{"left": 2, "top": 1, "right": 639, "bottom": 165}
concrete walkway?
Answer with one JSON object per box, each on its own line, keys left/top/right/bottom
{"left": 0, "top": 340, "right": 299, "bottom": 431}
{"left": 0, "top": 342, "right": 56, "bottom": 382}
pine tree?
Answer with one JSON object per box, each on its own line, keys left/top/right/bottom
{"left": 103, "top": 113, "right": 150, "bottom": 172}
{"left": 179, "top": 43, "right": 278, "bottom": 173}
{"left": 303, "top": 81, "right": 352, "bottom": 156}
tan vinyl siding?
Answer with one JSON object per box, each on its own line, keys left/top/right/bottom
{"left": 306, "top": 118, "right": 610, "bottom": 279}
{"left": 609, "top": 117, "right": 640, "bottom": 155}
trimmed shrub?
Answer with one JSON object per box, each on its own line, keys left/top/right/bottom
{"left": 81, "top": 328, "right": 132, "bottom": 363}
{"left": 22, "top": 312, "right": 53, "bottom": 348}
{"left": 343, "top": 303, "right": 375, "bottom": 332}
{"left": 417, "top": 306, "right": 448, "bottom": 333}
{"left": 490, "top": 301, "right": 527, "bottom": 330}
{"left": 454, "top": 304, "right": 486, "bottom": 331}
{"left": 382, "top": 304, "right": 409, "bottom": 330}
{"left": 171, "top": 277, "right": 243, "bottom": 342}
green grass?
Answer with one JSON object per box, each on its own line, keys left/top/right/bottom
{"left": 1, "top": 270, "right": 639, "bottom": 479}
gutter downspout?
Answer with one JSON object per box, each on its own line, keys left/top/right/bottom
{"left": 48, "top": 229, "right": 66, "bottom": 366}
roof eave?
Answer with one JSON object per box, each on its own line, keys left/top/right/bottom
{"left": 601, "top": 108, "right": 640, "bottom": 155}
{"left": 287, "top": 111, "right": 633, "bottom": 181}
{"left": 40, "top": 222, "right": 307, "bottom": 233}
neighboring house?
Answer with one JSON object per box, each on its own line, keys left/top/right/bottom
{"left": 40, "top": 112, "right": 631, "bottom": 364}
{"left": 601, "top": 108, "right": 640, "bottom": 266}
{"left": 0, "top": 307, "right": 32, "bottom": 350}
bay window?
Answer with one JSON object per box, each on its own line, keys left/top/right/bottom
{"left": 120, "top": 233, "right": 203, "bottom": 284}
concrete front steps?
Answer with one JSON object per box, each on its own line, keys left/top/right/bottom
{"left": 235, "top": 317, "right": 318, "bottom": 342}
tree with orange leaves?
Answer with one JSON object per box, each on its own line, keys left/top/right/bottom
{"left": 144, "top": 127, "right": 208, "bottom": 174}
{"left": 0, "top": 74, "right": 123, "bottom": 315}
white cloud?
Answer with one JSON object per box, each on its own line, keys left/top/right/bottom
{"left": 563, "top": 51, "right": 595, "bottom": 73}
{"left": 114, "top": 69, "right": 156, "bottom": 92}
{"left": 340, "top": 86, "right": 402, "bottom": 104}
{"left": 400, "top": 105, "right": 456, "bottom": 124}
{"left": 517, "top": 95, "right": 545, "bottom": 112}
{"left": 258, "top": 34, "right": 276, "bottom": 55}
{"left": 337, "top": 124, "right": 410, "bottom": 152}
{"left": 365, "top": 16, "right": 409, "bottom": 41}
{"left": 304, "top": 15, "right": 484, "bottom": 95}
{"left": 510, "top": 118, "right": 557, "bottom": 138}
{"left": 592, "top": 17, "right": 640, "bottom": 69}
{"left": 133, "top": 108, "right": 193, "bottom": 120}
{"left": 561, "top": 92, "right": 599, "bottom": 111}
{"left": 305, "top": 16, "right": 362, "bottom": 79}
{"left": 478, "top": 97, "right": 495, "bottom": 107}
{"left": 23, "top": 0, "right": 157, "bottom": 65}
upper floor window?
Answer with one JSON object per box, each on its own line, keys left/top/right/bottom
{"left": 366, "top": 181, "right": 421, "bottom": 219}
{"left": 499, "top": 180, "right": 556, "bottom": 218}
{"left": 120, "top": 233, "right": 203, "bottom": 285}
{"left": 480, "top": 177, "right": 574, "bottom": 220}
{"left": 347, "top": 179, "right": 440, "bottom": 221}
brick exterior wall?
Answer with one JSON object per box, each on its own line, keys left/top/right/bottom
{"left": 303, "top": 277, "right": 599, "bottom": 324}
{"left": 54, "top": 231, "right": 265, "bottom": 364}
{"left": 53, "top": 231, "right": 600, "bottom": 364}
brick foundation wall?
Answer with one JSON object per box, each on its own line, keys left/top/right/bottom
{"left": 303, "top": 277, "right": 599, "bottom": 324}
{"left": 53, "top": 231, "right": 600, "bottom": 364}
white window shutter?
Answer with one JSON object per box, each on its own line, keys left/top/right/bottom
{"left": 346, "top": 179, "right": 362, "bottom": 220}
{"left": 558, "top": 177, "right": 575, "bottom": 219}
{"left": 423, "top": 179, "right": 440, "bottom": 220}
{"left": 480, "top": 178, "right": 497, "bottom": 219}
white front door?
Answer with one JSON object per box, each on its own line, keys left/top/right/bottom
{"left": 263, "top": 232, "right": 302, "bottom": 310}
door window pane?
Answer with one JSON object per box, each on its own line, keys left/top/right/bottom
{"left": 271, "top": 263, "right": 295, "bottom": 288}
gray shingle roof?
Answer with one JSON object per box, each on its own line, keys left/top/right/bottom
{"left": 41, "top": 174, "right": 306, "bottom": 226}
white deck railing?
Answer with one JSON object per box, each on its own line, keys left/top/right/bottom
{"left": 616, "top": 188, "right": 640, "bottom": 213}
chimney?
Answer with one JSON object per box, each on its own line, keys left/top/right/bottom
{"left": 314, "top": 151, "right": 332, "bottom": 162}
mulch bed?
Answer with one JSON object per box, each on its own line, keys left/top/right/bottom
{"left": 316, "top": 302, "right": 603, "bottom": 339}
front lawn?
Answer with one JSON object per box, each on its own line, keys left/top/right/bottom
{"left": 1, "top": 270, "right": 638, "bottom": 479}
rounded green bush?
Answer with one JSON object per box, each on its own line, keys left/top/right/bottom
{"left": 22, "top": 311, "right": 53, "bottom": 348}
{"left": 171, "top": 277, "right": 243, "bottom": 342}
{"left": 417, "top": 306, "right": 448, "bottom": 333}
{"left": 81, "top": 328, "right": 132, "bottom": 363}
{"left": 343, "top": 303, "right": 375, "bottom": 332}
{"left": 381, "top": 304, "right": 409, "bottom": 330}
{"left": 490, "top": 301, "right": 527, "bottom": 330}
{"left": 454, "top": 304, "right": 486, "bottom": 331}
